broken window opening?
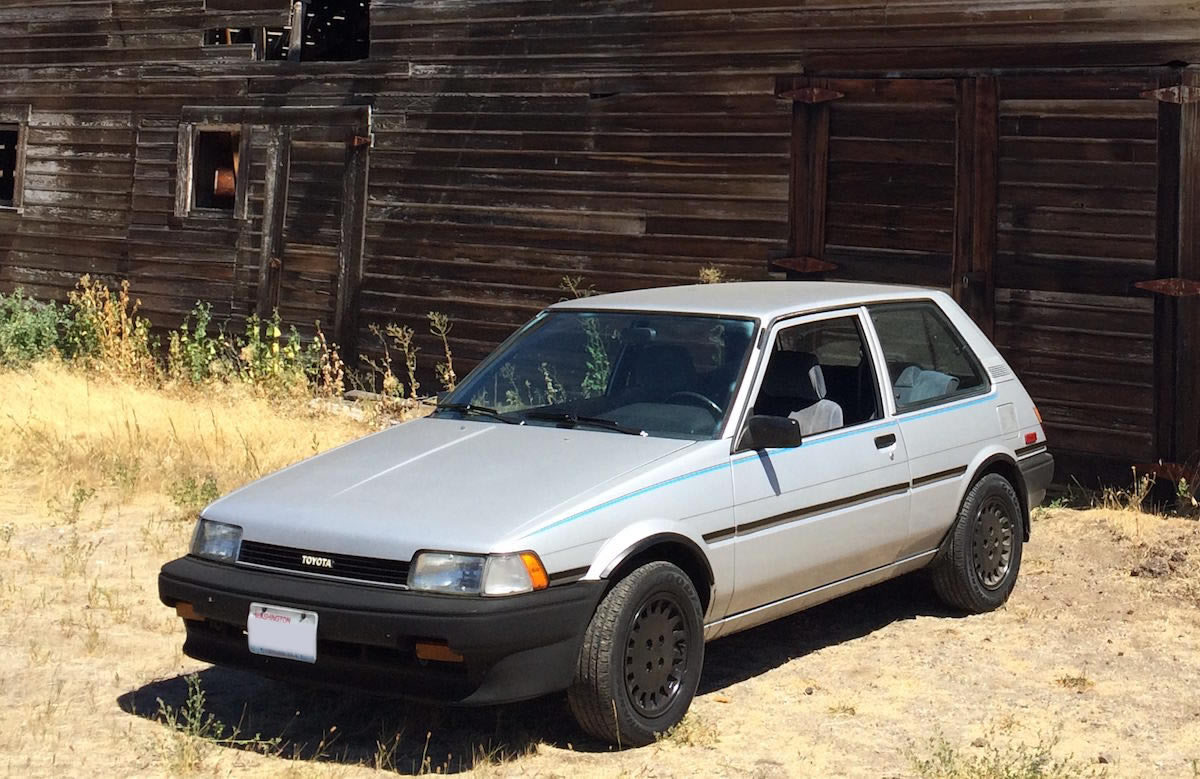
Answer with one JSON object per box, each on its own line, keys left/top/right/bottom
{"left": 192, "top": 129, "right": 240, "bottom": 212}
{"left": 0, "top": 125, "right": 19, "bottom": 208}
{"left": 299, "top": 1, "right": 370, "bottom": 62}
{"left": 203, "top": 27, "right": 289, "bottom": 61}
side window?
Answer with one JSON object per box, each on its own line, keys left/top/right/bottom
{"left": 753, "top": 315, "right": 882, "bottom": 435}
{"left": 868, "top": 302, "right": 987, "bottom": 411}
{"left": 175, "top": 125, "right": 246, "bottom": 218}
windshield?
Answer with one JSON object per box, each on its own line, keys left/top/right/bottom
{"left": 439, "top": 311, "right": 757, "bottom": 440}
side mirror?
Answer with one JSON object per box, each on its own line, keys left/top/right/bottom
{"left": 736, "top": 415, "right": 802, "bottom": 453}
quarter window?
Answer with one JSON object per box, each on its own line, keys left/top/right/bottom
{"left": 868, "top": 302, "right": 987, "bottom": 411}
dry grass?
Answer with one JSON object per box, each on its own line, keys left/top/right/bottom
{"left": 0, "top": 361, "right": 370, "bottom": 512}
{"left": 0, "top": 362, "right": 375, "bottom": 777}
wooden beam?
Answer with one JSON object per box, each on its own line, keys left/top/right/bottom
{"left": 181, "top": 105, "right": 370, "bottom": 126}
{"left": 952, "top": 77, "right": 999, "bottom": 336}
{"left": 335, "top": 134, "right": 370, "bottom": 363}
{"left": 1154, "top": 69, "right": 1182, "bottom": 465}
{"left": 952, "top": 78, "right": 976, "bottom": 306}
{"left": 233, "top": 124, "right": 252, "bottom": 221}
{"left": 789, "top": 92, "right": 810, "bottom": 265}
{"left": 1177, "top": 68, "right": 1200, "bottom": 464}
{"left": 786, "top": 78, "right": 832, "bottom": 277}
{"left": 256, "top": 128, "right": 291, "bottom": 321}
{"left": 287, "top": 0, "right": 306, "bottom": 63}
{"left": 972, "top": 76, "right": 999, "bottom": 339}
{"left": 173, "top": 123, "right": 194, "bottom": 218}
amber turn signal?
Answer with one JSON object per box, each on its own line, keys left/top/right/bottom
{"left": 520, "top": 552, "right": 550, "bottom": 590}
{"left": 415, "top": 641, "right": 464, "bottom": 663}
{"left": 175, "top": 602, "right": 202, "bottom": 621}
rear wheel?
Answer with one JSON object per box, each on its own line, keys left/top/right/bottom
{"left": 567, "top": 561, "right": 704, "bottom": 747}
{"left": 931, "top": 473, "right": 1024, "bottom": 613}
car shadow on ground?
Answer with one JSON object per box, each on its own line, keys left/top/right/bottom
{"left": 118, "top": 572, "right": 961, "bottom": 773}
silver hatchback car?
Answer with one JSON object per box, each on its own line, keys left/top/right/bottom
{"left": 160, "top": 282, "right": 1052, "bottom": 745}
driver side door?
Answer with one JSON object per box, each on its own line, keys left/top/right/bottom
{"left": 726, "top": 309, "right": 912, "bottom": 618}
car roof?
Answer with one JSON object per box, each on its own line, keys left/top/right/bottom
{"left": 549, "top": 281, "right": 940, "bottom": 320}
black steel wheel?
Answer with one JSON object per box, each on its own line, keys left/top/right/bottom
{"left": 568, "top": 561, "right": 704, "bottom": 747}
{"left": 623, "top": 593, "right": 690, "bottom": 717}
{"left": 931, "top": 472, "right": 1024, "bottom": 613}
{"left": 972, "top": 496, "right": 1015, "bottom": 590}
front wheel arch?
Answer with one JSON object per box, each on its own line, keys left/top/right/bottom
{"left": 598, "top": 533, "right": 714, "bottom": 617}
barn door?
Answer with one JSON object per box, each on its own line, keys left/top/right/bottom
{"left": 257, "top": 119, "right": 369, "bottom": 356}
{"left": 992, "top": 73, "right": 1169, "bottom": 470}
{"left": 781, "top": 72, "right": 1175, "bottom": 473}
{"left": 781, "top": 77, "right": 995, "bottom": 318}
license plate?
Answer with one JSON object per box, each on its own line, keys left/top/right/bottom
{"left": 247, "top": 603, "right": 317, "bottom": 664}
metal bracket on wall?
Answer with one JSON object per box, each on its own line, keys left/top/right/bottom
{"left": 776, "top": 87, "right": 845, "bottom": 104}
{"left": 1134, "top": 278, "right": 1200, "bottom": 297}
{"left": 769, "top": 256, "right": 839, "bottom": 274}
{"left": 1142, "top": 85, "right": 1200, "bottom": 104}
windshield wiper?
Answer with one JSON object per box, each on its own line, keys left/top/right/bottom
{"left": 434, "top": 403, "right": 523, "bottom": 425}
{"left": 522, "top": 411, "right": 646, "bottom": 437}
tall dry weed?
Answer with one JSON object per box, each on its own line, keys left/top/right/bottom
{"left": 67, "top": 275, "right": 158, "bottom": 381}
{"left": 0, "top": 363, "right": 370, "bottom": 508}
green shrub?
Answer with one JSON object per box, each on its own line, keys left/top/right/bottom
{"left": 0, "top": 289, "right": 63, "bottom": 366}
{"left": 167, "top": 301, "right": 222, "bottom": 384}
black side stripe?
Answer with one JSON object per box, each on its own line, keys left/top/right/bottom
{"left": 702, "top": 528, "right": 736, "bottom": 544}
{"left": 548, "top": 566, "right": 589, "bottom": 586}
{"left": 911, "top": 465, "right": 968, "bottom": 488}
{"left": 737, "top": 482, "right": 911, "bottom": 538}
{"left": 1015, "top": 443, "right": 1047, "bottom": 458}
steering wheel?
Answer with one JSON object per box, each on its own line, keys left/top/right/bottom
{"left": 666, "top": 391, "right": 723, "bottom": 418}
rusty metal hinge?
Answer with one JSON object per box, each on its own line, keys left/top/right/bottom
{"left": 352, "top": 134, "right": 373, "bottom": 148}
{"left": 1141, "top": 85, "right": 1200, "bottom": 104}
{"left": 777, "top": 87, "right": 845, "bottom": 104}
{"left": 1134, "top": 278, "right": 1200, "bottom": 297}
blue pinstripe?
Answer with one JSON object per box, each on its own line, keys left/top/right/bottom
{"left": 524, "top": 393, "right": 994, "bottom": 537}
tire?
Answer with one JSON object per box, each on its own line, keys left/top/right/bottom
{"left": 567, "top": 561, "right": 704, "bottom": 747}
{"left": 931, "top": 473, "right": 1024, "bottom": 613}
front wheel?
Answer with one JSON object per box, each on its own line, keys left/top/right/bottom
{"left": 931, "top": 473, "right": 1024, "bottom": 613}
{"left": 567, "top": 561, "right": 704, "bottom": 747}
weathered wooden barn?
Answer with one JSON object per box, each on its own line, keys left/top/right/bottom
{"left": 0, "top": 1, "right": 1198, "bottom": 481}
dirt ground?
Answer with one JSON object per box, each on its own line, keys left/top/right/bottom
{"left": 0, "top": 369, "right": 1198, "bottom": 777}
{"left": 0, "top": 496, "right": 1197, "bottom": 778}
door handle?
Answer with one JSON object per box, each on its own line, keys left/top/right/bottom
{"left": 874, "top": 434, "right": 896, "bottom": 449}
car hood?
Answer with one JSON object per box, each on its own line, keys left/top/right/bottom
{"left": 202, "top": 417, "right": 696, "bottom": 561}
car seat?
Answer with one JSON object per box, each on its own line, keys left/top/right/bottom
{"left": 756, "top": 351, "right": 843, "bottom": 436}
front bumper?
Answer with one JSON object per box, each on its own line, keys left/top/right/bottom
{"left": 158, "top": 556, "right": 604, "bottom": 705}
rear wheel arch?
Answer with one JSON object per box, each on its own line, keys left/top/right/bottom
{"left": 598, "top": 533, "right": 714, "bottom": 616}
{"left": 971, "top": 454, "right": 1029, "bottom": 540}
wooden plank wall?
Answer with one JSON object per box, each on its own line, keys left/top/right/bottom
{"left": 0, "top": 0, "right": 1198, "bottom": 470}
{"left": 820, "top": 79, "right": 958, "bottom": 289}
{"left": 993, "top": 75, "right": 1161, "bottom": 463}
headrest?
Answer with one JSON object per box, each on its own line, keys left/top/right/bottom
{"left": 760, "top": 351, "right": 827, "bottom": 401}
{"left": 631, "top": 344, "right": 696, "bottom": 395}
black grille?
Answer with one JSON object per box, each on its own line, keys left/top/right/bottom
{"left": 237, "top": 540, "right": 410, "bottom": 587}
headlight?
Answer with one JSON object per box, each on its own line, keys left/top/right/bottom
{"left": 191, "top": 519, "right": 242, "bottom": 562}
{"left": 409, "top": 551, "right": 549, "bottom": 596}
